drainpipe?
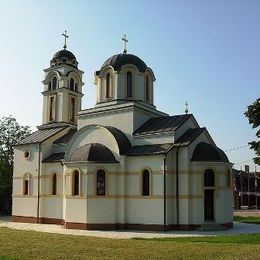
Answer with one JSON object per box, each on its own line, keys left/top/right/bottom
{"left": 176, "top": 147, "right": 180, "bottom": 227}
{"left": 37, "top": 143, "right": 41, "bottom": 223}
{"left": 163, "top": 155, "right": 167, "bottom": 232}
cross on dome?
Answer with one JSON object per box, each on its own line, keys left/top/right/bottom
{"left": 122, "top": 33, "right": 128, "bottom": 54}
{"left": 62, "top": 30, "right": 69, "bottom": 49}
{"left": 185, "top": 101, "right": 189, "bottom": 114}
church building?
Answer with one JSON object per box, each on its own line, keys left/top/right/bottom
{"left": 12, "top": 33, "right": 233, "bottom": 230}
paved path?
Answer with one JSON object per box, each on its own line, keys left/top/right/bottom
{"left": 0, "top": 217, "right": 260, "bottom": 239}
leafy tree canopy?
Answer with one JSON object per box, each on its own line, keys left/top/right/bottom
{"left": 245, "top": 98, "right": 260, "bottom": 165}
{"left": 0, "top": 116, "right": 31, "bottom": 214}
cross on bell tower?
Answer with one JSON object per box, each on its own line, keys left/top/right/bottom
{"left": 62, "top": 30, "right": 69, "bottom": 49}
{"left": 122, "top": 33, "right": 128, "bottom": 54}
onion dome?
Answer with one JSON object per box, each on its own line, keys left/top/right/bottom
{"left": 96, "top": 53, "right": 147, "bottom": 75}
{"left": 50, "top": 49, "right": 78, "bottom": 68}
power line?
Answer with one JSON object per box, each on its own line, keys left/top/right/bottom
{"left": 225, "top": 144, "right": 249, "bottom": 153}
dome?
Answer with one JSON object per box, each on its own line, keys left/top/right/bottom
{"left": 69, "top": 143, "right": 117, "bottom": 163}
{"left": 50, "top": 49, "right": 78, "bottom": 68}
{"left": 191, "top": 142, "right": 229, "bottom": 162}
{"left": 96, "top": 53, "right": 147, "bottom": 74}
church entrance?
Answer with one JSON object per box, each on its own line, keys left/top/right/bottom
{"left": 204, "top": 189, "right": 214, "bottom": 221}
{"left": 204, "top": 169, "right": 215, "bottom": 221}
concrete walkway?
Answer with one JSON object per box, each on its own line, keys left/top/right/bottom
{"left": 0, "top": 217, "right": 260, "bottom": 239}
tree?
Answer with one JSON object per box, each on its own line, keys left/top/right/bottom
{"left": 245, "top": 98, "right": 260, "bottom": 165}
{"left": 0, "top": 116, "right": 31, "bottom": 214}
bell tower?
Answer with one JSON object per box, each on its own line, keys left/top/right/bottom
{"left": 41, "top": 31, "right": 84, "bottom": 126}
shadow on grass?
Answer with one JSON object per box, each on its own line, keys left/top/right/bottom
{"left": 132, "top": 234, "right": 260, "bottom": 244}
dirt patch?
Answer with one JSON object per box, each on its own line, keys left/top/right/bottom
{"left": 234, "top": 210, "right": 260, "bottom": 217}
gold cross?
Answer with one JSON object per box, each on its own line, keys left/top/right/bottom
{"left": 62, "top": 30, "right": 69, "bottom": 49}
{"left": 122, "top": 33, "right": 128, "bottom": 54}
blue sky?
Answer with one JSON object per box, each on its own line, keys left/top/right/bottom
{"left": 0, "top": 0, "right": 259, "bottom": 170}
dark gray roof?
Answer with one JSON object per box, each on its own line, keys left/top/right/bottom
{"left": 126, "top": 143, "right": 173, "bottom": 156}
{"left": 69, "top": 143, "right": 118, "bottom": 163}
{"left": 104, "top": 126, "right": 131, "bottom": 155}
{"left": 134, "top": 114, "right": 192, "bottom": 136}
{"left": 42, "top": 153, "right": 65, "bottom": 163}
{"left": 51, "top": 49, "right": 78, "bottom": 68}
{"left": 174, "top": 128, "right": 205, "bottom": 146}
{"left": 96, "top": 53, "right": 147, "bottom": 75}
{"left": 16, "top": 126, "right": 66, "bottom": 146}
{"left": 191, "top": 142, "right": 229, "bottom": 162}
{"left": 53, "top": 128, "right": 77, "bottom": 144}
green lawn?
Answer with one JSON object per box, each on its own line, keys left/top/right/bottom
{"left": 0, "top": 227, "right": 260, "bottom": 259}
{"left": 233, "top": 216, "right": 260, "bottom": 224}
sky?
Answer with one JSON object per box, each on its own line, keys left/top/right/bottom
{"left": 0, "top": 0, "right": 259, "bottom": 171}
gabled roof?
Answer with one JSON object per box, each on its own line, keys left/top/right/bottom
{"left": 133, "top": 114, "right": 192, "bottom": 136}
{"left": 174, "top": 128, "right": 206, "bottom": 146}
{"left": 16, "top": 126, "right": 66, "bottom": 146}
{"left": 53, "top": 128, "right": 77, "bottom": 144}
{"left": 126, "top": 143, "right": 173, "bottom": 156}
{"left": 42, "top": 153, "right": 65, "bottom": 163}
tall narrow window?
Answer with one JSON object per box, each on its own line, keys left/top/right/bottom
{"left": 49, "top": 96, "right": 55, "bottom": 121}
{"left": 70, "top": 78, "right": 74, "bottom": 91}
{"left": 70, "top": 97, "right": 76, "bottom": 122}
{"left": 24, "top": 174, "right": 30, "bottom": 195}
{"left": 48, "top": 82, "right": 52, "bottom": 91}
{"left": 97, "top": 170, "right": 105, "bottom": 196}
{"left": 227, "top": 170, "right": 231, "bottom": 187}
{"left": 75, "top": 83, "right": 78, "bottom": 92}
{"left": 204, "top": 169, "right": 215, "bottom": 221}
{"left": 106, "top": 73, "right": 111, "bottom": 98}
{"left": 145, "top": 76, "right": 149, "bottom": 101}
{"left": 72, "top": 170, "right": 79, "bottom": 196}
{"left": 204, "top": 169, "right": 215, "bottom": 187}
{"left": 52, "top": 174, "right": 57, "bottom": 195}
{"left": 52, "top": 77, "right": 57, "bottom": 90}
{"left": 126, "top": 71, "right": 132, "bottom": 97}
{"left": 142, "top": 170, "right": 150, "bottom": 196}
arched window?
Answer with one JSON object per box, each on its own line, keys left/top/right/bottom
{"left": 142, "top": 169, "right": 150, "bottom": 196}
{"left": 106, "top": 73, "right": 111, "bottom": 98}
{"left": 24, "top": 173, "right": 30, "bottom": 195}
{"left": 70, "top": 78, "right": 74, "bottom": 91}
{"left": 145, "top": 75, "right": 149, "bottom": 101}
{"left": 97, "top": 170, "right": 105, "bottom": 196}
{"left": 126, "top": 71, "right": 132, "bottom": 97}
{"left": 52, "top": 77, "right": 57, "bottom": 90}
{"left": 48, "top": 81, "right": 52, "bottom": 91}
{"left": 75, "top": 83, "right": 78, "bottom": 92}
{"left": 72, "top": 170, "right": 80, "bottom": 196}
{"left": 204, "top": 169, "right": 215, "bottom": 187}
{"left": 52, "top": 174, "right": 57, "bottom": 195}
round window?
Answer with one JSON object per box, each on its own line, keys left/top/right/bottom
{"left": 24, "top": 151, "right": 31, "bottom": 159}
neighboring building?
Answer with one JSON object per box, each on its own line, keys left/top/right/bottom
{"left": 12, "top": 35, "right": 233, "bottom": 230}
{"left": 233, "top": 169, "right": 260, "bottom": 209}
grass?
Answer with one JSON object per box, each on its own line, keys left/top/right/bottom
{"left": 233, "top": 216, "right": 260, "bottom": 224}
{"left": 0, "top": 228, "right": 260, "bottom": 259}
